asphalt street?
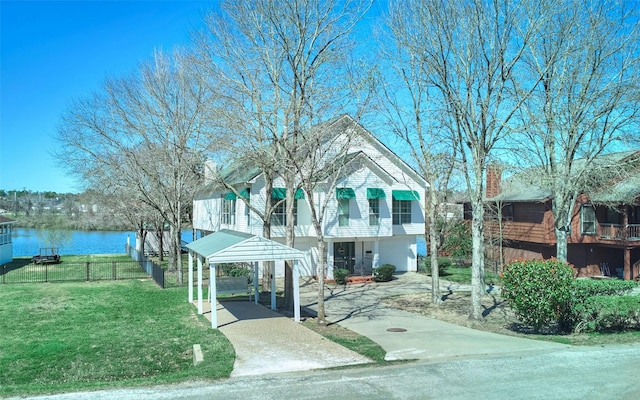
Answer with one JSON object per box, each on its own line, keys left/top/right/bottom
{"left": 15, "top": 343, "right": 640, "bottom": 400}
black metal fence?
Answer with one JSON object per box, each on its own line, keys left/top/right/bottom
{"left": 126, "top": 244, "right": 165, "bottom": 288}
{"left": 1, "top": 260, "right": 149, "bottom": 284}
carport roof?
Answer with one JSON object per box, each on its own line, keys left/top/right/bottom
{"left": 185, "top": 229, "right": 305, "bottom": 264}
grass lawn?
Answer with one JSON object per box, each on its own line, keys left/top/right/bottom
{"left": 429, "top": 265, "right": 500, "bottom": 285}
{"left": 0, "top": 280, "right": 235, "bottom": 397}
{"left": 303, "top": 320, "right": 387, "bottom": 363}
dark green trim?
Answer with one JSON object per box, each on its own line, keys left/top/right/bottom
{"left": 392, "top": 190, "right": 420, "bottom": 201}
{"left": 224, "top": 192, "right": 237, "bottom": 200}
{"left": 366, "top": 188, "right": 386, "bottom": 199}
{"left": 272, "top": 187, "right": 305, "bottom": 199}
{"left": 336, "top": 188, "right": 356, "bottom": 199}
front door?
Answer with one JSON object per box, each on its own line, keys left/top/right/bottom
{"left": 334, "top": 242, "right": 356, "bottom": 274}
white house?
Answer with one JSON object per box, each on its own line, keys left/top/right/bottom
{"left": 0, "top": 216, "right": 16, "bottom": 265}
{"left": 192, "top": 115, "right": 428, "bottom": 277}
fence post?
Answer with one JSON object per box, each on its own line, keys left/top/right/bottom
{"left": 112, "top": 261, "right": 117, "bottom": 280}
{"left": 45, "top": 264, "right": 48, "bottom": 282}
{"left": 86, "top": 262, "right": 90, "bottom": 281}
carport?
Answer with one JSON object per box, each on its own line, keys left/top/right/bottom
{"left": 185, "top": 229, "right": 306, "bottom": 329}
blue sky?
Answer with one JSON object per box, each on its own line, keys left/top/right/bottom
{"left": 1, "top": 0, "right": 214, "bottom": 194}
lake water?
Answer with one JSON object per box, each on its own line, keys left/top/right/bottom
{"left": 11, "top": 228, "right": 196, "bottom": 257}
{"left": 12, "top": 227, "right": 426, "bottom": 257}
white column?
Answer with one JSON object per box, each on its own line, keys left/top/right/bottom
{"left": 253, "top": 261, "right": 259, "bottom": 305}
{"left": 188, "top": 251, "right": 194, "bottom": 303}
{"left": 210, "top": 263, "right": 217, "bottom": 329}
{"left": 372, "top": 240, "right": 380, "bottom": 270}
{"left": 293, "top": 260, "right": 300, "bottom": 322}
{"left": 197, "top": 256, "right": 203, "bottom": 315}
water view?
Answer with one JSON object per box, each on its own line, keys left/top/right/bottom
{"left": 12, "top": 228, "right": 196, "bottom": 257}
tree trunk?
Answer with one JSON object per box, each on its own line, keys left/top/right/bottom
{"left": 428, "top": 190, "right": 442, "bottom": 305}
{"left": 283, "top": 184, "right": 295, "bottom": 313}
{"left": 315, "top": 228, "right": 327, "bottom": 325}
{"left": 469, "top": 193, "right": 485, "bottom": 321}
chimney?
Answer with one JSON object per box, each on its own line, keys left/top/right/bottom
{"left": 204, "top": 160, "right": 217, "bottom": 184}
{"left": 486, "top": 164, "right": 502, "bottom": 198}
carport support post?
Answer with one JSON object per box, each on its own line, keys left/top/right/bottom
{"left": 211, "top": 263, "right": 217, "bottom": 329}
{"left": 271, "top": 264, "right": 276, "bottom": 310}
{"left": 188, "top": 251, "right": 194, "bottom": 303}
{"left": 253, "top": 261, "right": 259, "bottom": 305}
{"left": 197, "top": 256, "right": 203, "bottom": 315}
{"left": 294, "top": 260, "right": 300, "bottom": 322}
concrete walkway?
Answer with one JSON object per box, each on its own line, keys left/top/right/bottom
{"left": 197, "top": 273, "right": 568, "bottom": 376}
{"left": 195, "top": 299, "right": 370, "bottom": 376}
{"left": 299, "top": 273, "right": 567, "bottom": 361}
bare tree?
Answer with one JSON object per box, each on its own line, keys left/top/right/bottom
{"left": 55, "top": 49, "right": 214, "bottom": 283}
{"left": 193, "top": 0, "right": 372, "bottom": 313}
{"left": 379, "top": 9, "right": 460, "bottom": 305}
{"left": 383, "top": 0, "right": 547, "bottom": 320}
{"left": 513, "top": 0, "right": 640, "bottom": 262}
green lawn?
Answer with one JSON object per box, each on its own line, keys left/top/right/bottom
{"left": 0, "top": 280, "right": 235, "bottom": 397}
{"left": 437, "top": 266, "right": 500, "bottom": 285}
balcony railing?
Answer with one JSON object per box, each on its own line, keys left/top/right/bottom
{"left": 597, "top": 223, "right": 640, "bottom": 241}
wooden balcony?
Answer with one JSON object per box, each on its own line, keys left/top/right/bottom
{"left": 597, "top": 223, "right": 640, "bottom": 241}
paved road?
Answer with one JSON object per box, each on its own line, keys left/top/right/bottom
{"left": 17, "top": 343, "right": 640, "bottom": 400}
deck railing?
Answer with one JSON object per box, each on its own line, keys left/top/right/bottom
{"left": 597, "top": 223, "right": 640, "bottom": 241}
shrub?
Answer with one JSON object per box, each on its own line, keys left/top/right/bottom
{"left": 560, "top": 279, "right": 639, "bottom": 330}
{"left": 501, "top": 259, "right": 575, "bottom": 332}
{"left": 374, "top": 264, "right": 396, "bottom": 282}
{"left": 333, "top": 268, "right": 349, "bottom": 285}
{"left": 421, "top": 257, "right": 451, "bottom": 276}
{"left": 574, "top": 295, "right": 640, "bottom": 333}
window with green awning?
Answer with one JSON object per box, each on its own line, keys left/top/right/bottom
{"left": 392, "top": 190, "right": 420, "bottom": 201}
{"left": 239, "top": 188, "right": 250, "bottom": 200}
{"left": 272, "top": 188, "right": 305, "bottom": 199}
{"left": 224, "top": 192, "right": 237, "bottom": 200}
{"left": 366, "top": 188, "right": 386, "bottom": 199}
{"left": 336, "top": 188, "right": 356, "bottom": 199}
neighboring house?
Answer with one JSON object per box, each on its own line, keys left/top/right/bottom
{"left": 478, "top": 151, "right": 640, "bottom": 280}
{"left": 192, "top": 114, "right": 428, "bottom": 277}
{"left": 0, "top": 215, "right": 17, "bottom": 265}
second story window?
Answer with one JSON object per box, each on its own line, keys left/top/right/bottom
{"left": 392, "top": 190, "right": 419, "bottom": 225}
{"left": 368, "top": 199, "right": 379, "bottom": 226}
{"left": 581, "top": 204, "right": 596, "bottom": 235}
{"left": 222, "top": 197, "right": 236, "bottom": 225}
{"left": 338, "top": 198, "right": 350, "bottom": 226}
{"left": 336, "top": 188, "right": 355, "bottom": 227}
{"left": 271, "top": 198, "right": 286, "bottom": 226}
{"left": 367, "top": 188, "right": 385, "bottom": 226}
{"left": 392, "top": 199, "right": 411, "bottom": 224}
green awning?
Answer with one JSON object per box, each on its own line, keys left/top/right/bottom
{"left": 224, "top": 192, "right": 237, "bottom": 200}
{"left": 239, "top": 188, "right": 250, "bottom": 200}
{"left": 272, "top": 188, "right": 305, "bottom": 199}
{"left": 392, "top": 190, "right": 420, "bottom": 201}
{"left": 272, "top": 188, "right": 286, "bottom": 199}
{"left": 336, "top": 188, "right": 356, "bottom": 199}
{"left": 366, "top": 188, "right": 386, "bottom": 199}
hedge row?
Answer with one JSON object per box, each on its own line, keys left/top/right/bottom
{"left": 501, "top": 259, "right": 640, "bottom": 333}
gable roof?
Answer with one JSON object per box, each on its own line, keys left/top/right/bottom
{"left": 185, "top": 229, "right": 305, "bottom": 263}
{"left": 196, "top": 114, "right": 427, "bottom": 198}
{"left": 490, "top": 150, "right": 640, "bottom": 204}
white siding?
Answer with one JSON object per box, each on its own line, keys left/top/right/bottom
{"left": 379, "top": 236, "right": 419, "bottom": 272}
{"left": 193, "top": 116, "right": 428, "bottom": 277}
